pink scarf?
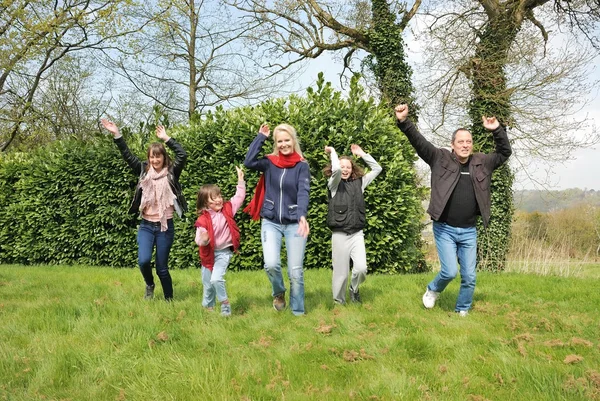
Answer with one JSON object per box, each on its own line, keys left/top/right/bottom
{"left": 139, "top": 167, "right": 175, "bottom": 231}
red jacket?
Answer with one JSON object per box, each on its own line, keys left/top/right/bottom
{"left": 195, "top": 202, "right": 240, "bottom": 270}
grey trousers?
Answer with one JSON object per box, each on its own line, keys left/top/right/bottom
{"left": 331, "top": 230, "right": 368, "bottom": 303}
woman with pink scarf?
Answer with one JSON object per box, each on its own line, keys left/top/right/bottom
{"left": 101, "top": 120, "right": 187, "bottom": 301}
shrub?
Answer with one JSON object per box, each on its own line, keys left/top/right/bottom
{"left": 0, "top": 74, "right": 428, "bottom": 273}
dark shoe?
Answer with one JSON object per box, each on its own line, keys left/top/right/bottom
{"left": 144, "top": 284, "right": 155, "bottom": 300}
{"left": 349, "top": 288, "right": 361, "bottom": 303}
{"left": 273, "top": 293, "right": 286, "bottom": 311}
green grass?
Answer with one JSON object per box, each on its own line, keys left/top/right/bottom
{"left": 1, "top": 265, "right": 599, "bottom": 400}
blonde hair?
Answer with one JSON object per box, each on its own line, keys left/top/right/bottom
{"left": 271, "top": 124, "right": 303, "bottom": 157}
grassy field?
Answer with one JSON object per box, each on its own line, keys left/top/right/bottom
{"left": 1, "top": 264, "right": 599, "bottom": 400}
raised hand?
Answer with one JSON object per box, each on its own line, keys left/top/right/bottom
{"left": 100, "top": 119, "right": 120, "bottom": 137}
{"left": 350, "top": 144, "right": 365, "bottom": 157}
{"left": 235, "top": 165, "right": 244, "bottom": 181}
{"left": 394, "top": 104, "right": 409, "bottom": 122}
{"left": 324, "top": 145, "right": 335, "bottom": 154}
{"left": 156, "top": 125, "right": 170, "bottom": 142}
{"left": 259, "top": 123, "right": 270, "bottom": 137}
{"left": 297, "top": 216, "right": 310, "bottom": 238}
{"left": 481, "top": 116, "right": 500, "bottom": 131}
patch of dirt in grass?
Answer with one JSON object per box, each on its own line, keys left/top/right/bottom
{"left": 315, "top": 320, "right": 336, "bottom": 335}
{"left": 544, "top": 339, "right": 565, "bottom": 347}
{"left": 564, "top": 354, "right": 584, "bottom": 364}
{"left": 571, "top": 337, "right": 594, "bottom": 347}
{"left": 342, "top": 348, "right": 374, "bottom": 362}
{"left": 513, "top": 333, "right": 534, "bottom": 342}
{"left": 156, "top": 331, "right": 169, "bottom": 341}
{"left": 534, "top": 317, "right": 554, "bottom": 332}
{"left": 250, "top": 335, "right": 272, "bottom": 348}
{"left": 468, "top": 395, "right": 492, "bottom": 401}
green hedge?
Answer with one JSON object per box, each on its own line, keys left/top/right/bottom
{"left": 0, "top": 74, "right": 428, "bottom": 274}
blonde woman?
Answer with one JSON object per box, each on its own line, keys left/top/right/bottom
{"left": 244, "top": 123, "right": 310, "bottom": 316}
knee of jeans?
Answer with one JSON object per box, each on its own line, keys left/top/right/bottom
{"left": 463, "top": 274, "right": 476, "bottom": 285}
{"left": 155, "top": 267, "right": 170, "bottom": 278}
{"left": 289, "top": 265, "right": 304, "bottom": 281}
{"left": 210, "top": 279, "right": 225, "bottom": 286}
{"left": 441, "top": 270, "right": 458, "bottom": 280}
{"left": 138, "top": 257, "right": 151, "bottom": 268}
{"left": 263, "top": 262, "right": 280, "bottom": 273}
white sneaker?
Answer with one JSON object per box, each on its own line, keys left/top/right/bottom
{"left": 457, "top": 310, "right": 469, "bottom": 317}
{"left": 422, "top": 289, "right": 440, "bottom": 309}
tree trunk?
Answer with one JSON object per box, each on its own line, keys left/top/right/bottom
{"left": 467, "top": 11, "right": 519, "bottom": 271}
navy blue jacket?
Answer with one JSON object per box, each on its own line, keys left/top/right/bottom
{"left": 244, "top": 134, "right": 310, "bottom": 224}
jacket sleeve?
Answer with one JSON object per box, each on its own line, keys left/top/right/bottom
{"left": 297, "top": 161, "right": 311, "bottom": 220}
{"left": 114, "top": 136, "right": 143, "bottom": 176}
{"left": 396, "top": 119, "right": 440, "bottom": 166}
{"left": 165, "top": 138, "right": 187, "bottom": 179}
{"left": 360, "top": 153, "right": 383, "bottom": 191}
{"left": 327, "top": 148, "right": 342, "bottom": 196}
{"left": 488, "top": 125, "right": 512, "bottom": 170}
{"left": 243, "top": 133, "right": 271, "bottom": 172}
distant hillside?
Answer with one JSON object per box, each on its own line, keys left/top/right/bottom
{"left": 513, "top": 188, "right": 600, "bottom": 212}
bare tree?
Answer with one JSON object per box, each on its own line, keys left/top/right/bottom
{"left": 230, "top": 0, "right": 422, "bottom": 110}
{"left": 0, "top": 0, "right": 141, "bottom": 151}
{"left": 415, "top": 0, "right": 600, "bottom": 269}
{"left": 101, "top": 0, "right": 295, "bottom": 120}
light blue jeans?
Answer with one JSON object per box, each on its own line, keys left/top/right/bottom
{"left": 201, "top": 248, "right": 233, "bottom": 308}
{"left": 429, "top": 221, "right": 477, "bottom": 312}
{"left": 261, "top": 218, "right": 307, "bottom": 315}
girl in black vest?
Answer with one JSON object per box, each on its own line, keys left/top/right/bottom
{"left": 323, "top": 144, "right": 382, "bottom": 304}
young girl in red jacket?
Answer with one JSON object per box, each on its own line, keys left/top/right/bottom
{"left": 195, "top": 166, "right": 245, "bottom": 316}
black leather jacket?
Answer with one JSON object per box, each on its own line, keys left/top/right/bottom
{"left": 114, "top": 136, "right": 188, "bottom": 217}
{"left": 397, "top": 119, "right": 511, "bottom": 227}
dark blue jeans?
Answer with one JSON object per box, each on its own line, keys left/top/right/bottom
{"left": 137, "top": 219, "right": 175, "bottom": 300}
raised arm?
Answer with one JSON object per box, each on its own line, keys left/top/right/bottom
{"left": 351, "top": 144, "right": 382, "bottom": 191}
{"left": 101, "top": 118, "right": 143, "bottom": 175}
{"left": 325, "top": 146, "right": 342, "bottom": 195}
{"left": 230, "top": 166, "right": 246, "bottom": 214}
{"left": 394, "top": 104, "right": 440, "bottom": 166}
{"left": 243, "top": 124, "right": 271, "bottom": 172}
{"left": 482, "top": 116, "right": 512, "bottom": 170}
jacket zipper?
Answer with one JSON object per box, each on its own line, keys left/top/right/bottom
{"left": 279, "top": 168, "right": 286, "bottom": 223}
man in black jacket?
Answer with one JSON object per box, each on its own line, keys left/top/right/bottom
{"left": 394, "top": 104, "right": 512, "bottom": 316}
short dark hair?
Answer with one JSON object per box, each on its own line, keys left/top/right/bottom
{"left": 451, "top": 128, "right": 471, "bottom": 143}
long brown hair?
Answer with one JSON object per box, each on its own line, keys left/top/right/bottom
{"left": 145, "top": 143, "right": 172, "bottom": 172}
{"left": 323, "top": 156, "right": 365, "bottom": 180}
{"left": 196, "top": 184, "right": 222, "bottom": 214}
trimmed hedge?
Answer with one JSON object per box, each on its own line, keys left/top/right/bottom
{"left": 0, "top": 74, "right": 428, "bottom": 274}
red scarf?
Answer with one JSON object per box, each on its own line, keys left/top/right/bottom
{"left": 243, "top": 152, "right": 304, "bottom": 220}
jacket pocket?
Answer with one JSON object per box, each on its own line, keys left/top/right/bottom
{"left": 288, "top": 204, "right": 298, "bottom": 219}
{"left": 435, "top": 158, "right": 457, "bottom": 181}
{"left": 475, "top": 170, "right": 490, "bottom": 191}
{"left": 261, "top": 199, "right": 275, "bottom": 220}
{"left": 333, "top": 205, "right": 347, "bottom": 222}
